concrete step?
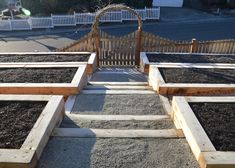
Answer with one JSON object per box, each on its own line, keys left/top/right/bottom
{"left": 71, "top": 94, "right": 166, "bottom": 115}
{"left": 90, "top": 68, "right": 148, "bottom": 82}
{"left": 52, "top": 128, "right": 182, "bottom": 138}
{"left": 80, "top": 90, "right": 155, "bottom": 95}
{"left": 88, "top": 81, "right": 148, "bottom": 86}
{"left": 84, "top": 85, "right": 152, "bottom": 90}
{"left": 60, "top": 114, "right": 174, "bottom": 130}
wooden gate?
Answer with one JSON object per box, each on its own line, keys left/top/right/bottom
{"left": 92, "top": 4, "right": 143, "bottom": 67}
{"left": 98, "top": 30, "right": 140, "bottom": 66}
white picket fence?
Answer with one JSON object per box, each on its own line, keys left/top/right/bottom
{"left": 0, "top": 7, "right": 160, "bottom": 31}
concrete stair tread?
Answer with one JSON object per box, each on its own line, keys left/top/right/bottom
{"left": 88, "top": 81, "right": 148, "bottom": 86}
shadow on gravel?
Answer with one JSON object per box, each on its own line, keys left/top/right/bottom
{"left": 72, "top": 94, "right": 106, "bottom": 113}
{"left": 38, "top": 120, "right": 96, "bottom": 168}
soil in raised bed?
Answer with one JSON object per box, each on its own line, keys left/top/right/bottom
{"left": 0, "top": 54, "right": 90, "bottom": 62}
{"left": 0, "top": 101, "right": 47, "bottom": 149}
{"left": 0, "top": 68, "right": 77, "bottom": 83}
{"left": 189, "top": 103, "right": 235, "bottom": 151}
{"left": 159, "top": 68, "right": 235, "bottom": 84}
{"left": 147, "top": 54, "right": 235, "bottom": 63}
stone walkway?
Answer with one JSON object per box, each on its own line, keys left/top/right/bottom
{"left": 38, "top": 68, "right": 199, "bottom": 168}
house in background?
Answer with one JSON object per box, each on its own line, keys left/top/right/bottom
{"left": 152, "top": 0, "right": 184, "bottom": 7}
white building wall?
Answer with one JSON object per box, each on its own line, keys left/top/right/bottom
{"left": 153, "top": 0, "right": 184, "bottom": 7}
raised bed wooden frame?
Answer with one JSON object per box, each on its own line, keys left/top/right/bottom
{"left": 172, "top": 96, "right": 235, "bottom": 168}
{"left": 0, "top": 95, "right": 64, "bottom": 168}
{"left": 0, "top": 63, "right": 88, "bottom": 95}
{"left": 0, "top": 52, "right": 97, "bottom": 75}
{"left": 149, "top": 64, "right": 235, "bottom": 95}
{"left": 140, "top": 52, "right": 235, "bottom": 74}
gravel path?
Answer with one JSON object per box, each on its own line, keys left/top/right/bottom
{"left": 38, "top": 137, "right": 199, "bottom": 168}
{"left": 72, "top": 94, "right": 166, "bottom": 115}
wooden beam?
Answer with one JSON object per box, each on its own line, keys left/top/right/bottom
{"left": 81, "top": 90, "right": 155, "bottom": 94}
{"left": 0, "top": 64, "right": 87, "bottom": 95}
{"left": 140, "top": 52, "right": 150, "bottom": 74}
{"left": 0, "top": 95, "right": 64, "bottom": 168}
{"left": 87, "top": 52, "right": 97, "bottom": 75}
{"left": 172, "top": 97, "right": 216, "bottom": 160}
{"left": 66, "top": 114, "right": 170, "bottom": 121}
{"left": 0, "top": 149, "right": 36, "bottom": 168}
{"left": 52, "top": 128, "right": 182, "bottom": 138}
{"left": 199, "top": 152, "right": 235, "bottom": 168}
{"left": 21, "top": 96, "right": 64, "bottom": 159}
{"left": 0, "top": 52, "right": 91, "bottom": 55}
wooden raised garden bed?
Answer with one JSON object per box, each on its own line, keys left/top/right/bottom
{"left": 0, "top": 63, "right": 88, "bottom": 95}
{"left": 0, "top": 95, "right": 64, "bottom": 168}
{"left": 0, "top": 52, "right": 97, "bottom": 75}
{"left": 149, "top": 64, "right": 235, "bottom": 95}
{"left": 172, "top": 96, "right": 235, "bottom": 168}
{"left": 140, "top": 52, "right": 235, "bottom": 74}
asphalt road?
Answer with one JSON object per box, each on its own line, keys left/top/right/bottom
{"left": 0, "top": 18, "right": 235, "bottom": 52}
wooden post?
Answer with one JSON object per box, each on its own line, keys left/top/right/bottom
{"left": 136, "top": 29, "right": 142, "bottom": 66}
{"left": 190, "top": 38, "right": 197, "bottom": 53}
{"left": 94, "top": 31, "right": 100, "bottom": 67}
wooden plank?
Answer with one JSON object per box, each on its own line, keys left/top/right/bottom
{"left": 65, "top": 95, "right": 76, "bottom": 114}
{"left": 186, "top": 96, "right": 235, "bottom": 102}
{"left": 158, "top": 84, "right": 235, "bottom": 96}
{"left": 71, "top": 65, "right": 88, "bottom": 91}
{"left": 140, "top": 52, "right": 150, "bottom": 74}
{"left": 21, "top": 96, "right": 65, "bottom": 159}
{"left": 0, "top": 52, "right": 91, "bottom": 55}
{"left": 87, "top": 52, "right": 97, "bottom": 75}
{"left": 66, "top": 114, "right": 170, "bottom": 121}
{"left": 199, "top": 152, "right": 235, "bottom": 168}
{"left": 149, "top": 65, "right": 165, "bottom": 91}
{"left": 85, "top": 85, "right": 151, "bottom": 90}
{"left": 0, "top": 65, "right": 87, "bottom": 95}
{"left": 144, "top": 52, "right": 235, "bottom": 56}
{"left": 0, "top": 62, "right": 87, "bottom": 67}
{"left": 52, "top": 128, "right": 182, "bottom": 138}
{"left": 149, "top": 65, "right": 235, "bottom": 96}
{"left": 159, "top": 95, "right": 172, "bottom": 116}
{"left": 0, "top": 95, "right": 52, "bottom": 101}
{"left": 0, "top": 149, "right": 36, "bottom": 168}
{"left": 172, "top": 97, "right": 216, "bottom": 160}
{"left": 147, "top": 63, "right": 235, "bottom": 69}
{"left": 0, "top": 95, "right": 64, "bottom": 168}
{"left": 81, "top": 90, "right": 155, "bottom": 95}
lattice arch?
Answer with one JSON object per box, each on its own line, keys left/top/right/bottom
{"left": 91, "top": 4, "right": 143, "bottom": 66}
{"left": 91, "top": 4, "right": 143, "bottom": 36}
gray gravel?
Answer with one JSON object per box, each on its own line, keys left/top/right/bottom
{"left": 72, "top": 94, "right": 166, "bottom": 115}
{"left": 38, "top": 137, "right": 199, "bottom": 168}
{"left": 60, "top": 117, "right": 174, "bottom": 129}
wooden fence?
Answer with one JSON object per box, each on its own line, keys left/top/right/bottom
{"left": 59, "top": 30, "right": 235, "bottom": 66}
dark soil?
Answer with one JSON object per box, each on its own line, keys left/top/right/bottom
{"left": 0, "top": 101, "right": 47, "bottom": 149}
{"left": 0, "top": 68, "right": 77, "bottom": 83}
{"left": 190, "top": 103, "right": 235, "bottom": 151}
{"left": 0, "top": 54, "right": 90, "bottom": 62}
{"left": 147, "top": 54, "right": 235, "bottom": 63}
{"left": 159, "top": 68, "right": 235, "bottom": 84}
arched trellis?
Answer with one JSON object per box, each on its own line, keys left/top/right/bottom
{"left": 91, "top": 4, "right": 143, "bottom": 67}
